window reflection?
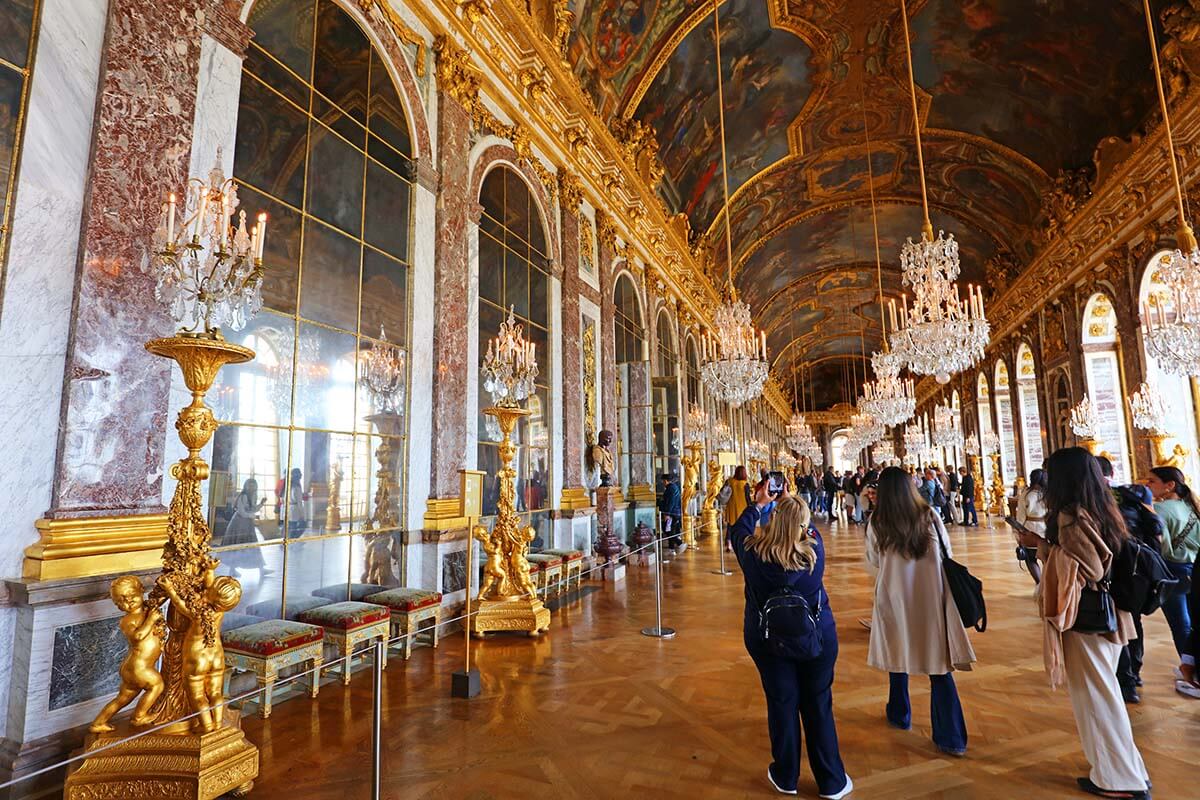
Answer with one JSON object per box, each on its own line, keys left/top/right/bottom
{"left": 0, "top": 0, "right": 39, "bottom": 281}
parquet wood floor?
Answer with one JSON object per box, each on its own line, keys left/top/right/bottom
{"left": 242, "top": 519, "right": 1197, "bottom": 799}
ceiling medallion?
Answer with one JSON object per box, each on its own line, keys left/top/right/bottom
{"left": 699, "top": 0, "right": 768, "bottom": 407}
{"left": 889, "top": 0, "right": 989, "bottom": 384}
{"left": 1140, "top": 0, "right": 1200, "bottom": 376}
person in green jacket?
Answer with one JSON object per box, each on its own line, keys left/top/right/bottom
{"left": 1145, "top": 466, "right": 1200, "bottom": 658}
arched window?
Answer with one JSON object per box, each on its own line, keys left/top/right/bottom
{"left": 1139, "top": 251, "right": 1200, "bottom": 478}
{"left": 209, "top": 0, "right": 416, "bottom": 618}
{"left": 613, "top": 273, "right": 645, "bottom": 490}
{"left": 1082, "top": 292, "right": 1132, "bottom": 482}
{"left": 614, "top": 273, "right": 645, "bottom": 363}
{"left": 653, "top": 309, "right": 680, "bottom": 477}
{"left": 477, "top": 166, "right": 551, "bottom": 525}
{"left": 0, "top": 0, "right": 40, "bottom": 282}
{"left": 685, "top": 335, "right": 701, "bottom": 414}
{"left": 950, "top": 390, "right": 963, "bottom": 470}
{"left": 1050, "top": 369, "right": 1073, "bottom": 451}
{"left": 993, "top": 360, "right": 1018, "bottom": 488}
{"left": 976, "top": 373, "right": 993, "bottom": 487}
{"left": 831, "top": 429, "right": 852, "bottom": 473}
{"left": 1016, "top": 344, "right": 1046, "bottom": 475}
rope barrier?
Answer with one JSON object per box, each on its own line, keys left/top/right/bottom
{"left": 0, "top": 529, "right": 709, "bottom": 791}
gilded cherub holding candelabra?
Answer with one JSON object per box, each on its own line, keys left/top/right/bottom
{"left": 471, "top": 307, "right": 551, "bottom": 636}
{"left": 67, "top": 153, "right": 263, "bottom": 800}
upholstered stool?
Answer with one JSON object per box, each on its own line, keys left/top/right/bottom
{"left": 222, "top": 619, "right": 324, "bottom": 719}
{"left": 542, "top": 549, "right": 584, "bottom": 590}
{"left": 296, "top": 601, "right": 390, "bottom": 685}
{"left": 363, "top": 588, "right": 443, "bottom": 660}
{"left": 526, "top": 553, "right": 563, "bottom": 596}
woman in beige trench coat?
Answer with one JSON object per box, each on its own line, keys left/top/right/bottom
{"left": 866, "top": 466, "right": 976, "bottom": 756}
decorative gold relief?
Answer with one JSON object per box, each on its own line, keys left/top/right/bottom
{"left": 358, "top": 0, "right": 427, "bottom": 77}
{"left": 24, "top": 514, "right": 169, "bottom": 581}
{"left": 583, "top": 321, "right": 597, "bottom": 445}
{"left": 558, "top": 170, "right": 583, "bottom": 214}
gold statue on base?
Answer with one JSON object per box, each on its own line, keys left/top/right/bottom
{"left": 701, "top": 456, "right": 722, "bottom": 537}
{"left": 89, "top": 576, "right": 166, "bottom": 733}
{"left": 471, "top": 405, "right": 551, "bottom": 636}
{"left": 156, "top": 560, "right": 242, "bottom": 733}
{"left": 680, "top": 443, "right": 702, "bottom": 545}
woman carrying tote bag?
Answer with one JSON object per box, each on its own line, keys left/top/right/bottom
{"left": 866, "top": 466, "right": 975, "bottom": 757}
{"left": 1019, "top": 448, "right": 1149, "bottom": 800}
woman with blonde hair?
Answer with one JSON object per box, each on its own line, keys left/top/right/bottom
{"left": 867, "top": 466, "right": 975, "bottom": 756}
{"left": 731, "top": 479, "right": 852, "bottom": 799}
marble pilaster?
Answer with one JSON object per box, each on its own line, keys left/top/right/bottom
{"left": 599, "top": 237, "right": 619, "bottom": 486}
{"left": 559, "top": 209, "right": 585, "bottom": 490}
{"left": 406, "top": 180, "right": 437, "bottom": 533}
{"left": 428, "top": 90, "right": 473, "bottom": 503}
{"left": 626, "top": 360, "right": 653, "bottom": 487}
{"left": 46, "top": 0, "right": 208, "bottom": 519}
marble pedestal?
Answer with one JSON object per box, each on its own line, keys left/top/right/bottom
{"left": 551, "top": 507, "right": 596, "bottom": 556}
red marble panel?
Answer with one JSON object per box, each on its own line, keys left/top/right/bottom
{"left": 429, "top": 91, "right": 473, "bottom": 499}
{"left": 48, "top": 0, "right": 207, "bottom": 517}
{"left": 559, "top": 210, "right": 583, "bottom": 489}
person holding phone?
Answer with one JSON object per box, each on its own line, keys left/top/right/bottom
{"left": 730, "top": 478, "right": 852, "bottom": 799}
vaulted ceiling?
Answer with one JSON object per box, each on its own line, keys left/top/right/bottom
{"left": 567, "top": 0, "right": 1160, "bottom": 409}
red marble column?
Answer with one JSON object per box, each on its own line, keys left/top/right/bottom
{"left": 560, "top": 209, "right": 584, "bottom": 490}
{"left": 47, "top": 0, "right": 208, "bottom": 518}
{"left": 429, "top": 90, "right": 474, "bottom": 500}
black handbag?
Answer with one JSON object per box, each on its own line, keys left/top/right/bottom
{"left": 935, "top": 522, "right": 987, "bottom": 632}
{"left": 1072, "top": 577, "right": 1118, "bottom": 634}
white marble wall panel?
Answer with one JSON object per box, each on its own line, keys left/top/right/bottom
{"left": 405, "top": 183, "right": 435, "bottom": 532}
{"left": 465, "top": 221, "right": 480, "bottom": 470}
{"left": 0, "top": 0, "right": 107, "bottom": 741}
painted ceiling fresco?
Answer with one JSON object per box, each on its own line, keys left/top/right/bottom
{"left": 631, "top": 0, "right": 814, "bottom": 234}
{"left": 565, "top": 0, "right": 1157, "bottom": 407}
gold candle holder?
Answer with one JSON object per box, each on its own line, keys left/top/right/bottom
{"left": 67, "top": 333, "right": 259, "bottom": 800}
{"left": 471, "top": 405, "right": 551, "bottom": 636}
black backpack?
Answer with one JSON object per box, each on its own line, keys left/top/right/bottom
{"left": 1114, "top": 486, "right": 1164, "bottom": 550}
{"left": 759, "top": 587, "right": 825, "bottom": 661}
{"left": 936, "top": 525, "right": 987, "bottom": 632}
{"left": 1110, "top": 535, "right": 1179, "bottom": 616}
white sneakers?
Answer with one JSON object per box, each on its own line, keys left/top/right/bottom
{"left": 820, "top": 775, "right": 854, "bottom": 799}
{"left": 1176, "top": 679, "right": 1200, "bottom": 699}
{"left": 766, "top": 768, "right": 797, "bottom": 795}
{"left": 767, "top": 770, "right": 854, "bottom": 798}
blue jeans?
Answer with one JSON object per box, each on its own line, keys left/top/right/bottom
{"left": 1161, "top": 560, "right": 1194, "bottom": 657}
{"left": 887, "top": 672, "right": 968, "bottom": 753}
{"left": 747, "top": 625, "right": 848, "bottom": 796}
{"left": 961, "top": 497, "right": 978, "bottom": 526}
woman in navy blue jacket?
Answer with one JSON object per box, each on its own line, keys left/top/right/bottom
{"left": 731, "top": 481, "right": 853, "bottom": 799}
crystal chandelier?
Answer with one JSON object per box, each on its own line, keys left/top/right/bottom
{"left": 1069, "top": 395, "right": 1099, "bottom": 440}
{"left": 903, "top": 421, "right": 929, "bottom": 464}
{"left": 964, "top": 432, "right": 980, "bottom": 456}
{"left": 860, "top": 351, "right": 916, "bottom": 427}
{"left": 890, "top": 0, "right": 989, "bottom": 384}
{"left": 1128, "top": 382, "right": 1171, "bottom": 435}
{"left": 850, "top": 406, "right": 884, "bottom": 449}
{"left": 154, "top": 150, "right": 266, "bottom": 335}
{"left": 933, "top": 402, "right": 963, "bottom": 450}
{"left": 981, "top": 430, "right": 1001, "bottom": 455}
{"left": 1140, "top": 0, "right": 1200, "bottom": 376}
{"left": 360, "top": 325, "right": 406, "bottom": 414}
{"left": 699, "top": 0, "right": 768, "bottom": 407}
{"left": 686, "top": 403, "right": 708, "bottom": 446}
{"left": 701, "top": 295, "right": 769, "bottom": 407}
{"left": 873, "top": 437, "right": 896, "bottom": 463}
{"left": 712, "top": 418, "right": 734, "bottom": 451}
{"left": 265, "top": 328, "right": 325, "bottom": 420}
{"left": 481, "top": 305, "right": 539, "bottom": 407}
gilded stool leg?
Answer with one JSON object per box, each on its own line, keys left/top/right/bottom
{"left": 378, "top": 630, "right": 388, "bottom": 671}
{"left": 257, "top": 671, "right": 275, "bottom": 719}
{"left": 431, "top": 612, "right": 441, "bottom": 649}
{"left": 341, "top": 637, "right": 353, "bottom": 686}
{"left": 309, "top": 655, "right": 322, "bottom": 698}
{"left": 402, "top": 616, "right": 413, "bottom": 661}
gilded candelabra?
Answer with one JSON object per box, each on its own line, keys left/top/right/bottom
{"left": 472, "top": 307, "right": 549, "bottom": 636}
{"left": 470, "top": 405, "right": 550, "bottom": 636}
{"left": 702, "top": 455, "right": 722, "bottom": 537}
{"left": 361, "top": 412, "right": 403, "bottom": 587}
{"left": 680, "top": 442, "right": 702, "bottom": 546}
{"left": 987, "top": 452, "right": 1006, "bottom": 515}
{"left": 67, "top": 336, "right": 261, "bottom": 799}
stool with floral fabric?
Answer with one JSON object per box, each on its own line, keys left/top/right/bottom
{"left": 525, "top": 553, "right": 563, "bottom": 596}
{"left": 222, "top": 619, "right": 324, "bottom": 718}
{"left": 541, "top": 549, "right": 584, "bottom": 591}
{"left": 296, "top": 601, "right": 390, "bottom": 686}
{"left": 363, "top": 588, "right": 442, "bottom": 660}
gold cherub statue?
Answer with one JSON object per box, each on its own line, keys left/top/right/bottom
{"left": 508, "top": 525, "right": 539, "bottom": 599}
{"left": 474, "top": 523, "right": 508, "bottom": 598}
{"left": 156, "top": 560, "right": 242, "bottom": 733}
{"left": 89, "top": 576, "right": 166, "bottom": 733}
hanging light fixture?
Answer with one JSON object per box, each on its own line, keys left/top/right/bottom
{"left": 873, "top": 437, "right": 896, "bottom": 464}
{"left": 889, "top": 0, "right": 989, "bottom": 384}
{"left": 933, "top": 400, "right": 963, "bottom": 450}
{"left": 1128, "top": 381, "right": 1171, "bottom": 435}
{"left": 700, "top": 0, "right": 768, "bottom": 406}
{"left": 857, "top": 87, "right": 917, "bottom": 426}
{"left": 903, "top": 420, "right": 929, "bottom": 464}
{"left": 360, "top": 325, "right": 407, "bottom": 414}
{"left": 1140, "top": 0, "right": 1200, "bottom": 375}
{"left": 785, "top": 315, "right": 812, "bottom": 450}
{"left": 712, "top": 416, "right": 734, "bottom": 452}
{"left": 1069, "top": 395, "right": 1099, "bottom": 441}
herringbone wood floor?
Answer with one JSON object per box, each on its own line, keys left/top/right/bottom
{"left": 244, "top": 518, "right": 1196, "bottom": 799}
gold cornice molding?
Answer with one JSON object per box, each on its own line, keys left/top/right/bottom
{"left": 24, "top": 514, "right": 169, "bottom": 582}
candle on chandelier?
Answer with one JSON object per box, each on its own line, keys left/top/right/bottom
{"left": 889, "top": 299, "right": 897, "bottom": 332}
{"left": 760, "top": 331, "right": 767, "bottom": 358}
{"left": 220, "top": 194, "right": 230, "bottom": 250}
{"left": 257, "top": 213, "right": 267, "bottom": 259}
{"left": 195, "top": 189, "right": 209, "bottom": 240}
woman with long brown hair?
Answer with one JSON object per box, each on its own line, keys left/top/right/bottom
{"left": 1021, "top": 447, "right": 1149, "bottom": 799}
{"left": 1144, "top": 465, "right": 1200, "bottom": 699}
{"left": 866, "top": 466, "right": 975, "bottom": 756}
{"left": 731, "top": 480, "right": 851, "bottom": 799}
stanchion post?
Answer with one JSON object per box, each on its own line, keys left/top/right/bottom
{"left": 641, "top": 531, "right": 676, "bottom": 639}
{"left": 711, "top": 519, "right": 733, "bottom": 576}
{"left": 452, "top": 470, "right": 484, "bottom": 699}
{"left": 372, "top": 639, "right": 383, "bottom": 800}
